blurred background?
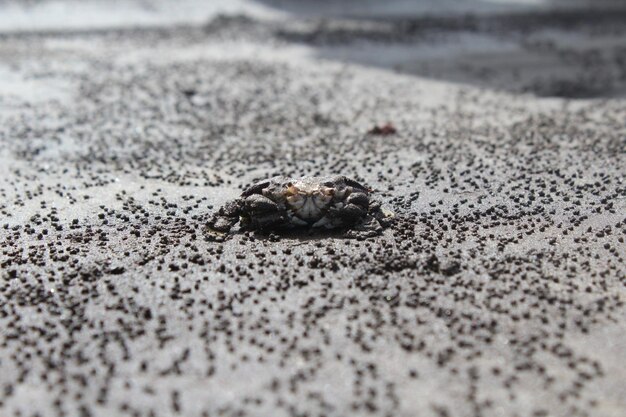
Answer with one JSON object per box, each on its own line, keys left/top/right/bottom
{"left": 1, "top": 0, "right": 625, "bottom": 98}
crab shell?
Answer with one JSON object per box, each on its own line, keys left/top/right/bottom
{"left": 238, "top": 175, "right": 369, "bottom": 225}
{"left": 283, "top": 182, "right": 334, "bottom": 220}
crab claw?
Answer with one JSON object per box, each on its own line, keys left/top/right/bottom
{"left": 219, "top": 199, "right": 243, "bottom": 217}
{"left": 346, "top": 192, "right": 369, "bottom": 209}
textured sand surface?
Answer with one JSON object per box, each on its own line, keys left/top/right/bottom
{"left": 1, "top": 1, "right": 625, "bottom": 417}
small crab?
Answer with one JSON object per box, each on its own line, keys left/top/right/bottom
{"left": 209, "top": 175, "right": 392, "bottom": 236}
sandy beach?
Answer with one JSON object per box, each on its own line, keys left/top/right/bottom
{"left": 1, "top": 1, "right": 625, "bottom": 416}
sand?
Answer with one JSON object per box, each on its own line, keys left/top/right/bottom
{"left": 1, "top": 1, "right": 625, "bottom": 417}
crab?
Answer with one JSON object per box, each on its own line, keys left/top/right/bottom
{"left": 208, "top": 175, "right": 392, "bottom": 236}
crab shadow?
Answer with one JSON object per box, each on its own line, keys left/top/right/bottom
{"left": 241, "top": 227, "right": 371, "bottom": 242}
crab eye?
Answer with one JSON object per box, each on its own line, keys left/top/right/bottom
{"left": 285, "top": 184, "right": 298, "bottom": 196}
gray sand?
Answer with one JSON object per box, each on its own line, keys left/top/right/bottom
{"left": 1, "top": 1, "right": 625, "bottom": 417}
